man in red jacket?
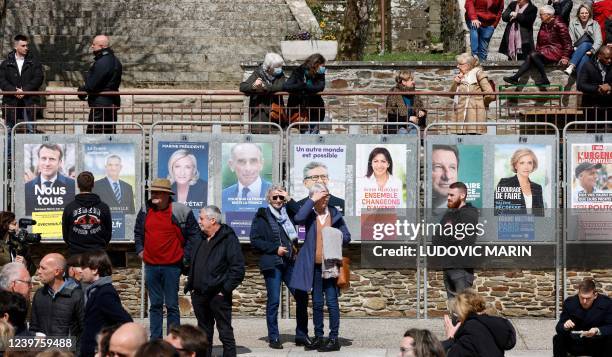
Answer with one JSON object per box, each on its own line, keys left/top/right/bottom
{"left": 134, "top": 178, "right": 201, "bottom": 340}
{"left": 465, "top": 0, "right": 504, "bottom": 60}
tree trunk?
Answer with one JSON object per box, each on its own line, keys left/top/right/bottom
{"left": 337, "top": 0, "right": 375, "bottom": 60}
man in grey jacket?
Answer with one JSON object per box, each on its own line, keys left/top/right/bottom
{"left": 30, "top": 253, "right": 84, "bottom": 349}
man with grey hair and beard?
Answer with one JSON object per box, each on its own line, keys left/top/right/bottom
{"left": 186, "top": 205, "right": 245, "bottom": 357}
{"left": 298, "top": 161, "right": 345, "bottom": 215}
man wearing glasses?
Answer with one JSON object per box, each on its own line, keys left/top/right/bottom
{"left": 297, "top": 162, "right": 345, "bottom": 215}
{"left": 0, "top": 261, "right": 32, "bottom": 301}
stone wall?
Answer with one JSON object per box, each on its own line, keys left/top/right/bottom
{"left": 243, "top": 60, "right": 581, "bottom": 122}
{"left": 311, "top": 0, "right": 436, "bottom": 53}
{"left": 0, "top": 0, "right": 302, "bottom": 88}
{"left": 29, "top": 243, "right": 612, "bottom": 319}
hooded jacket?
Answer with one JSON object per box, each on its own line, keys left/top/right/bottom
{"left": 62, "top": 193, "right": 112, "bottom": 256}
{"left": 445, "top": 313, "right": 517, "bottom": 357}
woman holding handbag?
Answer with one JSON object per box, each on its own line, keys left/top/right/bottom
{"left": 565, "top": 4, "right": 603, "bottom": 76}
{"left": 249, "top": 184, "right": 308, "bottom": 350}
{"left": 284, "top": 53, "right": 326, "bottom": 134}
{"left": 290, "top": 183, "right": 351, "bottom": 352}
{"left": 239, "top": 53, "right": 287, "bottom": 129}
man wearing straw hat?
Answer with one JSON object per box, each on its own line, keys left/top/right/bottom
{"left": 134, "top": 178, "right": 201, "bottom": 339}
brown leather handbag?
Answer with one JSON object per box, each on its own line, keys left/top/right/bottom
{"left": 336, "top": 257, "right": 351, "bottom": 289}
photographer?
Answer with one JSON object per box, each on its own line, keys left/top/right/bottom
{"left": 0, "top": 211, "right": 33, "bottom": 273}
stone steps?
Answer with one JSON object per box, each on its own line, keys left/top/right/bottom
{"left": 1, "top": 0, "right": 303, "bottom": 87}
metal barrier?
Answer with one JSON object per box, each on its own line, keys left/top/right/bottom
{"left": 286, "top": 121, "right": 422, "bottom": 318}
{"left": 562, "top": 121, "right": 612, "bottom": 302}
{"left": 0, "top": 122, "right": 6, "bottom": 211}
{"left": 146, "top": 121, "right": 283, "bottom": 319}
{"left": 0, "top": 89, "right": 595, "bottom": 135}
{"left": 11, "top": 121, "right": 146, "bottom": 242}
{"left": 423, "top": 122, "right": 561, "bottom": 318}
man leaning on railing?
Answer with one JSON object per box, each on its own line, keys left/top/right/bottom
{"left": 0, "top": 34, "right": 44, "bottom": 136}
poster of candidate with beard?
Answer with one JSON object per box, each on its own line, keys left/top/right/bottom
{"left": 24, "top": 143, "right": 76, "bottom": 216}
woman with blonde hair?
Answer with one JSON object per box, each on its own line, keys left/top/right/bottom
{"left": 443, "top": 289, "right": 516, "bottom": 356}
{"left": 167, "top": 149, "right": 208, "bottom": 210}
{"left": 449, "top": 53, "right": 494, "bottom": 134}
{"left": 565, "top": 4, "right": 603, "bottom": 75}
{"left": 494, "top": 148, "right": 544, "bottom": 216}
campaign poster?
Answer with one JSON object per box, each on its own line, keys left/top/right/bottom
{"left": 493, "top": 144, "right": 551, "bottom": 217}
{"left": 157, "top": 142, "right": 209, "bottom": 217}
{"left": 570, "top": 144, "right": 612, "bottom": 208}
{"left": 24, "top": 143, "right": 76, "bottom": 218}
{"left": 355, "top": 144, "right": 406, "bottom": 216}
{"left": 291, "top": 144, "right": 346, "bottom": 215}
{"left": 221, "top": 142, "right": 274, "bottom": 236}
{"left": 430, "top": 144, "right": 483, "bottom": 210}
{"left": 569, "top": 144, "right": 612, "bottom": 241}
{"left": 83, "top": 143, "right": 137, "bottom": 240}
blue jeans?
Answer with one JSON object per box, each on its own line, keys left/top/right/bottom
{"left": 263, "top": 262, "right": 308, "bottom": 341}
{"left": 570, "top": 41, "right": 593, "bottom": 74}
{"left": 468, "top": 23, "right": 495, "bottom": 61}
{"left": 312, "top": 264, "right": 340, "bottom": 339}
{"left": 145, "top": 263, "right": 182, "bottom": 339}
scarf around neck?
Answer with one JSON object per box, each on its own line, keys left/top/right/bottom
{"left": 269, "top": 206, "right": 298, "bottom": 240}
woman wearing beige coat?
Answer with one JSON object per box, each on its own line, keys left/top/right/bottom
{"left": 449, "top": 53, "right": 495, "bottom": 133}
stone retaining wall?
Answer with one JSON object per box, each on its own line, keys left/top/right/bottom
{"left": 28, "top": 243, "right": 611, "bottom": 319}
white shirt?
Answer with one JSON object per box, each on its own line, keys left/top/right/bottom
{"left": 238, "top": 176, "right": 262, "bottom": 199}
{"left": 15, "top": 55, "right": 24, "bottom": 75}
{"left": 523, "top": 194, "right": 533, "bottom": 209}
{"left": 41, "top": 174, "right": 58, "bottom": 187}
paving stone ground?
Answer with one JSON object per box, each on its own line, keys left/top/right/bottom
{"left": 154, "top": 317, "right": 555, "bottom": 356}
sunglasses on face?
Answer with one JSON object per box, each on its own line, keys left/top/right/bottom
{"left": 271, "top": 195, "right": 285, "bottom": 201}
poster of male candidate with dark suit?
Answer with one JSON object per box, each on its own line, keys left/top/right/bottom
{"left": 221, "top": 142, "right": 273, "bottom": 237}
{"left": 85, "top": 143, "right": 136, "bottom": 214}
{"left": 24, "top": 143, "right": 76, "bottom": 215}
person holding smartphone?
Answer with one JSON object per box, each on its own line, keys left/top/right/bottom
{"left": 249, "top": 184, "right": 309, "bottom": 350}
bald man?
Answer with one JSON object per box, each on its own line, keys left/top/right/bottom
{"left": 578, "top": 46, "right": 612, "bottom": 120}
{"left": 77, "top": 34, "right": 122, "bottom": 134}
{"left": 30, "top": 253, "right": 84, "bottom": 347}
{"left": 109, "top": 322, "right": 148, "bottom": 357}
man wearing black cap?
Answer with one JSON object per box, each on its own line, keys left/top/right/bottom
{"left": 134, "top": 178, "right": 201, "bottom": 339}
{"left": 572, "top": 162, "right": 602, "bottom": 205}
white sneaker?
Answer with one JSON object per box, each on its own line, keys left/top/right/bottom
{"left": 564, "top": 64, "right": 574, "bottom": 75}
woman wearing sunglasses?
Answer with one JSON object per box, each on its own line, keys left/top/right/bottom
{"left": 249, "top": 184, "right": 308, "bottom": 350}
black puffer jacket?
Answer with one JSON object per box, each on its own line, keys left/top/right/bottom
{"left": 29, "top": 279, "right": 84, "bottom": 348}
{"left": 0, "top": 50, "right": 44, "bottom": 106}
{"left": 185, "top": 224, "right": 245, "bottom": 295}
{"left": 444, "top": 313, "right": 517, "bottom": 357}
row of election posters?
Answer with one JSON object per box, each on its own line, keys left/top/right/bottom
{"left": 23, "top": 142, "right": 137, "bottom": 240}
{"left": 19, "top": 138, "right": 612, "bottom": 242}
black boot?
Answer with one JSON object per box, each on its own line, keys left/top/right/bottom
{"left": 503, "top": 75, "right": 520, "bottom": 85}
{"left": 303, "top": 336, "right": 323, "bottom": 351}
{"left": 318, "top": 338, "right": 340, "bottom": 352}
{"left": 268, "top": 338, "right": 283, "bottom": 349}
